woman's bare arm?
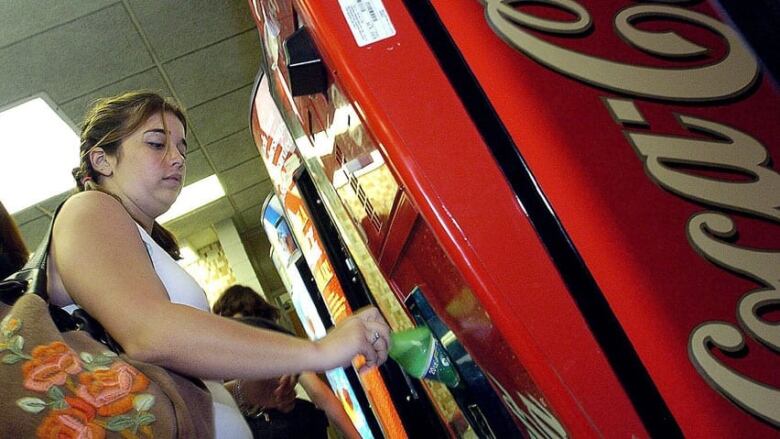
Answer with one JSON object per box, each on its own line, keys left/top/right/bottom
{"left": 51, "top": 191, "right": 389, "bottom": 380}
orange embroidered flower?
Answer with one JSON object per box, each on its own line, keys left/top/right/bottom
{"left": 77, "top": 362, "right": 149, "bottom": 417}
{"left": 22, "top": 342, "right": 83, "bottom": 392}
{"left": 1, "top": 316, "right": 21, "bottom": 334}
{"left": 36, "top": 397, "right": 105, "bottom": 439}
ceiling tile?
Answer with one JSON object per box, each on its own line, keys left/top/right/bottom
{"left": 60, "top": 68, "right": 171, "bottom": 129}
{"left": 218, "top": 157, "right": 265, "bottom": 195}
{"left": 18, "top": 215, "right": 51, "bottom": 251}
{"left": 239, "top": 203, "right": 263, "bottom": 231}
{"left": 165, "top": 197, "right": 234, "bottom": 240}
{"left": 0, "top": 4, "right": 153, "bottom": 108}
{"left": 163, "top": 30, "right": 261, "bottom": 108}
{"left": 11, "top": 206, "right": 45, "bottom": 226}
{"left": 203, "top": 128, "right": 260, "bottom": 172}
{"left": 230, "top": 179, "right": 273, "bottom": 212}
{"left": 183, "top": 149, "right": 214, "bottom": 186}
{"left": 187, "top": 84, "right": 254, "bottom": 145}
{"left": 38, "top": 191, "right": 73, "bottom": 214}
{"left": 8, "top": 191, "right": 68, "bottom": 226}
{"left": 184, "top": 226, "right": 219, "bottom": 251}
{"left": 126, "top": 0, "right": 255, "bottom": 62}
{"left": 0, "top": 0, "right": 116, "bottom": 48}
{"left": 231, "top": 214, "right": 249, "bottom": 234}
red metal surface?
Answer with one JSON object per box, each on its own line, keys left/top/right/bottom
{"left": 429, "top": 1, "right": 779, "bottom": 437}
{"left": 249, "top": 0, "right": 779, "bottom": 437}
{"left": 285, "top": 2, "right": 639, "bottom": 436}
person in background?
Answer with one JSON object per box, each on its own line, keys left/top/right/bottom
{"left": 0, "top": 201, "right": 29, "bottom": 279}
{"left": 45, "top": 91, "right": 390, "bottom": 438}
{"left": 213, "top": 285, "right": 361, "bottom": 439}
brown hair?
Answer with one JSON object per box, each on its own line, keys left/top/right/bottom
{"left": 213, "top": 285, "right": 281, "bottom": 321}
{"left": 73, "top": 91, "right": 187, "bottom": 259}
{"left": 0, "top": 201, "right": 29, "bottom": 279}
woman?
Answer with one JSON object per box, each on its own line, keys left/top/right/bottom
{"left": 213, "top": 285, "right": 361, "bottom": 439}
{"left": 45, "top": 91, "right": 390, "bottom": 438}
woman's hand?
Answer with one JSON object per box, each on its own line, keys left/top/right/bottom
{"left": 315, "top": 306, "right": 391, "bottom": 373}
{"left": 272, "top": 375, "right": 298, "bottom": 413}
{"left": 240, "top": 374, "right": 297, "bottom": 410}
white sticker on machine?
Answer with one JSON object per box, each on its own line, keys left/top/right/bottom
{"left": 338, "top": 0, "right": 396, "bottom": 47}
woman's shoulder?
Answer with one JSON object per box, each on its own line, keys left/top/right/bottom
{"left": 56, "top": 191, "right": 135, "bottom": 235}
{"left": 63, "top": 190, "right": 122, "bottom": 209}
{"left": 60, "top": 191, "right": 126, "bottom": 218}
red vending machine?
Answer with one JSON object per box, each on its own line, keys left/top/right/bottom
{"left": 253, "top": 75, "right": 469, "bottom": 437}
{"left": 248, "top": 0, "right": 779, "bottom": 437}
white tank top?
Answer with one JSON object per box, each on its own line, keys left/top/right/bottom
{"left": 134, "top": 225, "right": 252, "bottom": 439}
{"left": 135, "top": 225, "right": 209, "bottom": 310}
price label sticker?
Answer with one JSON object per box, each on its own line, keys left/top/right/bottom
{"left": 338, "top": 0, "right": 396, "bottom": 47}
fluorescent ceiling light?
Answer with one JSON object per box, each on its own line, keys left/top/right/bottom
{"left": 0, "top": 96, "right": 79, "bottom": 213}
{"left": 159, "top": 174, "right": 225, "bottom": 223}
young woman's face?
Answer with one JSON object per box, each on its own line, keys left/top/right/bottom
{"left": 106, "top": 111, "right": 187, "bottom": 221}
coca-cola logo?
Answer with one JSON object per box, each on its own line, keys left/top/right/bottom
{"left": 482, "top": 0, "right": 759, "bottom": 101}
{"left": 481, "top": 0, "right": 779, "bottom": 427}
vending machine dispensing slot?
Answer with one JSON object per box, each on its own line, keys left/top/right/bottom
{"left": 405, "top": 286, "right": 519, "bottom": 438}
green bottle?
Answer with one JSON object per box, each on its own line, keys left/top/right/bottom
{"left": 388, "top": 326, "right": 460, "bottom": 388}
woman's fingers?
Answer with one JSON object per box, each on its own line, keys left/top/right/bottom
{"left": 362, "top": 355, "right": 382, "bottom": 372}
{"left": 372, "top": 336, "right": 388, "bottom": 364}
{"left": 357, "top": 306, "right": 391, "bottom": 347}
{"left": 356, "top": 306, "right": 389, "bottom": 327}
{"left": 363, "top": 320, "right": 389, "bottom": 366}
{"left": 356, "top": 311, "right": 391, "bottom": 372}
{"left": 319, "top": 306, "right": 392, "bottom": 372}
{"left": 273, "top": 375, "right": 296, "bottom": 399}
{"left": 275, "top": 386, "right": 296, "bottom": 407}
